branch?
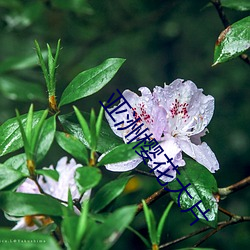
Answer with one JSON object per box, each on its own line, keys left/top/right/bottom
{"left": 136, "top": 188, "right": 168, "bottom": 215}
{"left": 134, "top": 169, "right": 155, "bottom": 177}
{"left": 159, "top": 215, "right": 250, "bottom": 249}
{"left": 218, "top": 176, "right": 250, "bottom": 199}
{"left": 193, "top": 216, "right": 250, "bottom": 247}
{"left": 211, "top": 0, "right": 250, "bottom": 66}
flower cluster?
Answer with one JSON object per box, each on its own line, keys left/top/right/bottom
{"left": 103, "top": 79, "right": 219, "bottom": 180}
{"left": 11, "top": 157, "right": 89, "bottom": 231}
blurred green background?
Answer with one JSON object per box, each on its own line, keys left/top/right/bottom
{"left": 0, "top": 0, "right": 249, "bottom": 249}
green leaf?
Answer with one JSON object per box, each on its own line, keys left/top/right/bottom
{"left": 4, "top": 154, "right": 28, "bottom": 175}
{"left": 76, "top": 200, "right": 89, "bottom": 248}
{"left": 59, "top": 58, "right": 125, "bottom": 106}
{"left": 0, "top": 110, "right": 44, "bottom": 157}
{"left": 96, "top": 106, "right": 104, "bottom": 140}
{"left": 168, "top": 159, "right": 218, "bottom": 227}
{"left": 56, "top": 131, "right": 89, "bottom": 165}
{"left": 36, "top": 116, "right": 56, "bottom": 162}
{"left": 75, "top": 167, "right": 102, "bottom": 194}
{"left": 62, "top": 201, "right": 89, "bottom": 250}
{"left": 0, "top": 51, "right": 47, "bottom": 74}
{"left": 0, "top": 228, "right": 60, "bottom": 250}
{"left": 157, "top": 201, "right": 174, "bottom": 244}
{"left": 0, "top": 76, "right": 46, "bottom": 102}
{"left": 90, "top": 109, "right": 97, "bottom": 150}
{"left": 91, "top": 176, "right": 132, "bottom": 213}
{"left": 142, "top": 200, "right": 157, "bottom": 245}
{"left": 97, "top": 142, "right": 139, "bottom": 166}
{"left": 73, "top": 106, "right": 91, "bottom": 147}
{"left": 0, "top": 164, "right": 27, "bottom": 190}
{"left": 221, "top": 0, "right": 250, "bottom": 11}
{"left": 59, "top": 112, "right": 123, "bottom": 153}
{"left": 62, "top": 215, "right": 80, "bottom": 250}
{"left": 36, "top": 169, "right": 59, "bottom": 181}
{"left": 213, "top": 16, "right": 250, "bottom": 65}
{"left": 0, "top": 192, "right": 65, "bottom": 216}
{"left": 83, "top": 205, "right": 137, "bottom": 250}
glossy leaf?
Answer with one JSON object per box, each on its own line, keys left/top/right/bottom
{"left": 83, "top": 205, "right": 137, "bottom": 250}
{"left": 213, "top": 16, "right": 250, "bottom": 65}
{"left": 36, "top": 169, "right": 59, "bottom": 181}
{"left": 0, "top": 192, "right": 65, "bottom": 216}
{"left": 59, "top": 112, "right": 123, "bottom": 153}
{"left": 75, "top": 167, "right": 102, "bottom": 194}
{"left": 0, "top": 76, "right": 46, "bottom": 102}
{"left": 0, "top": 111, "right": 44, "bottom": 157}
{"left": 59, "top": 58, "right": 125, "bottom": 106}
{"left": 36, "top": 116, "right": 56, "bottom": 162}
{"left": 168, "top": 159, "right": 218, "bottom": 227}
{"left": 0, "top": 164, "right": 27, "bottom": 190}
{"left": 4, "top": 153, "right": 28, "bottom": 175}
{"left": 0, "top": 228, "right": 60, "bottom": 250}
{"left": 56, "top": 131, "right": 89, "bottom": 165}
{"left": 97, "top": 142, "right": 139, "bottom": 166}
{"left": 91, "top": 176, "right": 132, "bottom": 213}
{"left": 221, "top": 0, "right": 250, "bottom": 11}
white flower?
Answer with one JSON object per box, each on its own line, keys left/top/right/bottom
{"left": 12, "top": 157, "right": 90, "bottom": 231}
{"left": 102, "top": 79, "right": 219, "bottom": 180}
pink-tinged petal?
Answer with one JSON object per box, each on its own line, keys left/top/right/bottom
{"left": 124, "top": 89, "right": 167, "bottom": 141}
{"left": 178, "top": 138, "right": 219, "bottom": 173}
{"left": 16, "top": 178, "right": 40, "bottom": 194}
{"left": 105, "top": 88, "right": 167, "bottom": 142}
{"left": 148, "top": 137, "right": 185, "bottom": 182}
{"left": 153, "top": 79, "right": 214, "bottom": 137}
{"left": 105, "top": 157, "right": 143, "bottom": 172}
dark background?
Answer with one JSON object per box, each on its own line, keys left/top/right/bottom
{"left": 0, "top": 0, "right": 249, "bottom": 249}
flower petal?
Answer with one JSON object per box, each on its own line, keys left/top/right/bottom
{"left": 178, "top": 138, "right": 219, "bottom": 173}
{"left": 16, "top": 178, "right": 40, "bottom": 194}
{"left": 154, "top": 79, "right": 214, "bottom": 137}
{"left": 148, "top": 137, "right": 185, "bottom": 182}
{"left": 105, "top": 157, "right": 143, "bottom": 172}
{"left": 105, "top": 88, "right": 167, "bottom": 142}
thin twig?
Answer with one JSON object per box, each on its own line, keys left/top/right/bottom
{"left": 159, "top": 224, "right": 212, "bottom": 249}
{"left": 210, "top": 0, "right": 250, "bottom": 66}
{"left": 136, "top": 188, "right": 168, "bottom": 215}
{"left": 218, "top": 206, "right": 235, "bottom": 218}
{"left": 134, "top": 169, "right": 155, "bottom": 177}
{"left": 218, "top": 176, "right": 250, "bottom": 199}
{"left": 193, "top": 216, "right": 250, "bottom": 247}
